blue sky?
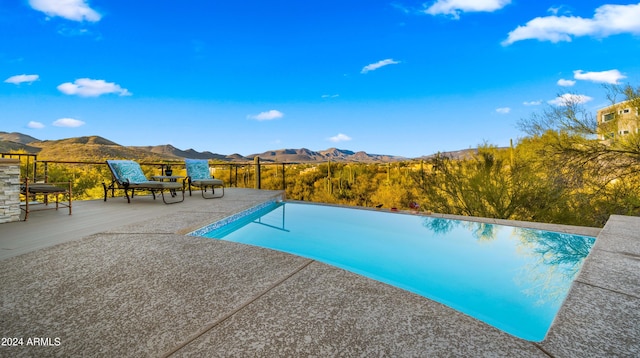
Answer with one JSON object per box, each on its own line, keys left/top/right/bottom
{"left": 2, "top": 0, "right": 640, "bottom": 158}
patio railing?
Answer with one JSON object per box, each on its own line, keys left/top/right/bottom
{"left": 1, "top": 152, "right": 423, "bottom": 207}
{"left": 1, "top": 153, "right": 312, "bottom": 191}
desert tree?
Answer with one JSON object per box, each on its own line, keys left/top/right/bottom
{"left": 518, "top": 84, "right": 640, "bottom": 181}
{"left": 518, "top": 84, "right": 640, "bottom": 224}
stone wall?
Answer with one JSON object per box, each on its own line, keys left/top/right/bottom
{"left": 0, "top": 158, "right": 21, "bottom": 223}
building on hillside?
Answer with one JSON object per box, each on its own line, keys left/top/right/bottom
{"left": 596, "top": 101, "right": 639, "bottom": 141}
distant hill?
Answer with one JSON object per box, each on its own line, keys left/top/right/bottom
{"left": 0, "top": 131, "right": 40, "bottom": 145}
{"left": 43, "top": 136, "right": 121, "bottom": 146}
{"left": 0, "top": 131, "right": 41, "bottom": 153}
{"left": 1, "top": 132, "right": 472, "bottom": 163}
{"left": 131, "top": 144, "right": 235, "bottom": 161}
{"left": 249, "top": 147, "right": 406, "bottom": 162}
{"left": 30, "top": 136, "right": 169, "bottom": 161}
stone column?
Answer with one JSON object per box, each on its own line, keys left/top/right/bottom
{"left": 0, "top": 158, "right": 21, "bottom": 223}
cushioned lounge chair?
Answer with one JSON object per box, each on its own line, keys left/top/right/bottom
{"left": 103, "top": 160, "right": 184, "bottom": 204}
{"left": 184, "top": 159, "right": 224, "bottom": 199}
{"left": 20, "top": 178, "right": 72, "bottom": 221}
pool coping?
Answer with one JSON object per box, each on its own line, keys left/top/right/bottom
{"left": 187, "top": 199, "right": 282, "bottom": 237}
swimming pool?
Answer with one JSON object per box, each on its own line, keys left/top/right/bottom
{"left": 190, "top": 201, "right": 595, "bottom": 342}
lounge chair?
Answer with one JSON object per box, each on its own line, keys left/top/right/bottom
{"left": 184, "top": 159, "right": 224, "bottom": 198}
{"left": 103, "top": 160, "right": 184, "bottom": 204}
{"left": 20, "top": 178, "right": 72, "bottom": 221}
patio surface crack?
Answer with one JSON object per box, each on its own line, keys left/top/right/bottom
{"left": 162, "top": 259, "right": 315, "bottom": 357}
{"left": 576, "top": 279, "right": 640, "bottom": 300}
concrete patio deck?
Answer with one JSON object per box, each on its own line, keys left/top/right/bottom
{"left": 0, "top": 188, "right": 638, "bottom": 357}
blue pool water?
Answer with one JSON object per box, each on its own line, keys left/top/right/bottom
{"left": 192, "top": 201, "right": 595, "bottom": 341}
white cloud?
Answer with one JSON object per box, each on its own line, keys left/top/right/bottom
{"left": 27, "top": 121, "right": 45, "bottom": 129}
{"left": 547, "top": 6, "right": 571, "bottom": 16}
{"left": 496, "top": 107, "right": 511, "bottom": 114}
{"left": 4, "top": 74, "right": 39, "bottom": 85}
{"left": 523, "top": 100, "right": 542, "bottom": 106}
{"left": 247, "top": 110, "right": 284, "bottom": 121}
{"left": 424, "top": 0, "right": 511, "bottom": 19}
{"left": 53, "top": 118, "right": 85, "bottom": 127}
{"left": 361, "top": 59, "right": 400, "bottom": 74}
{"left": 548, "top": 93, "right": 593, "bottom": 106}
{"left": 328, "top": 133, "right": 352, "bottom": 142}
{"left": 57, "top": 78, "right": 131, "bottom": 97}
{"left": 557, "top": 79, "right": 576, "bottom": 87}
{"left": 29, "top": 0, "right": 101, "bottom": 22}
{"left": 547, "top": 7, "right": 561, "bottom": 16}
{"left": 573, "top": 69, "right": 626, "bottom": 84}
{"left": 321, "top": 94, "right": 340, "bottom": 98}
{"left": 503, "top": 3, "right": 640, "bottom": 45}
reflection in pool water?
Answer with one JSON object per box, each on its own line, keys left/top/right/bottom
{"left": 194, "top": 202, "right": 595, "bottom": 341}
{"left": 423, "top": 217, "right": 595, "bottom": 307}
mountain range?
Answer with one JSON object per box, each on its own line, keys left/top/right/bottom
{"left": 0, "top": 132, "right": 421, "bottom": 163}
